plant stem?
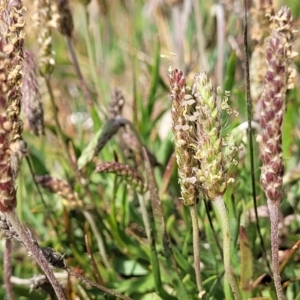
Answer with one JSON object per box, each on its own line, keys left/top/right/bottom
{"left": 192, "top": 0, "right": 208, "bottom": 71}
{"left": 5, "top": 210, "right": 66, "bottom": 300}
{"left": 4, "top": 238, "right": 15, "bottom": 300}
{"left": 67, "top": 268, "right": 133, "bottom": 300}
{"left": 267, "top": 199, "right": 284, "bottom": 300}
{"left": 66, "top": 37, "right": 94, "bottom": 107}
{"left": 189, "top": 203, "right": 203, "bottom": 295}
{"left": 82, "top": 211, "right": 111, "bottom": 270}
{"left": 138, "top": 194, "right": 151, "bottom": 242}
{"left": 243, "top": 0, "right": 272, "bottom": 275}
{"left": 213, "top": 196, "right": 241, "bottom": 300}
{"left": 204, "top": 198, "right": 223, "bottom": 260}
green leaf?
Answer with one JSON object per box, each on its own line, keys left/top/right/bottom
{"left": 223, "top": 52, "right": 237, "bottom": 93}
{"left": 77, "top": 117, "right": 127, "bottom": 169}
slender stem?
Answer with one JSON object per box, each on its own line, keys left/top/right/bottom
{"left": 192, "top": 0, "right": 209, "bottom": 71}
{"left": 66, "top": 37, "right": 93, "bottom": 107}
{"left": 214, "top": 4, "right": 225, "bottom": 87}
{"left": 213, "top": 196, "right": 241, "bottom": 300}
{"left": 4, "top": 238, "right": 15, "bottom": 300}
{"left": 66, "top": 268, "right": 133, "bottom": 300}
{"left": 204, "top": 198, "right": 223, "bottom": 260}
{"left": 138, "top": 194, "right": 151, "bottom": 242}
{"left": 80, "top": 6, "right": 106, "bottom": 113}
{"left": 243, "top": 0, "right": 271, "bottom": 274}
{"left": 84, "top": 234, "right": 104, "bottom": 285}
{"left": 5, "top": 210, "right": 66, "bottom": 300}
{"left": 280, "top": 239, "right": 300, "bottom": 273}
{"left": 25, "top": 156, "right": 58, "bottom": 235}
{"left": 189, "top": 204, "right": 203, "bottom": 294}
{"left": 82, "top": 211, "right": 111, "bottom": 270}
{"left": 267, "top": 200, "right": 284, "bottom": 300}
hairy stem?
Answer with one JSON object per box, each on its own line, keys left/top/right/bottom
{"left": 4, "top": 238, "right": 15, "bottom": 300}
{"left": 268, "top": 199, "right": 284, "bottom": 300}
{"left": 5, "top": 210, "right": 66, "bottom": 300}
{"left": 189, "top": 204, "right": 203, "bottom": 294}
{"left": 214, "top": 196, "right": 241, "bottom": 300}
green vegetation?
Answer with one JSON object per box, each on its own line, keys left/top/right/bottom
{"left": 0, "top": 0, "right": 300, "bottom": 299}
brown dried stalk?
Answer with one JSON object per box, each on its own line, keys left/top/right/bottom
{"left": 0, "top": 1, "right": 66, "bottom": 298}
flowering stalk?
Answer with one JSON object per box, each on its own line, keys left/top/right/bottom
{"left": 192, "top": 72, "right": 242, "bottom": 299}
{"left": 169, "top": 68, "right": 203, "bottom": 294}
{"left": 169, "top": 69, "right": 198, "bottom": 207}
{"left": 0, "top": 1, "right": 66, "bottom": 299}
{"left": 259, "top": 6, "right": 296, "bottom": 300}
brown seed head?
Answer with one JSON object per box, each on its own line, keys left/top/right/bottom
{"left": 96, "top": 162, "right": 146, "bottom": 193}
{"left": 55, "top": 0, "right": 73, "bottom": 38}
{"left": 259, "top": 6, "right": 295, "bottom": 204}
{"left": 35, "top": 175, "right": 79, "bottom": 202}
{"left": 107, "top": 88, "right": 125, "bottom": 120}
{"left": 0, "top": 0, "right": 25, "bottom": 139}
{"left": 34, "top": 0, "right": 55, "bottom": 76}
{"left": 0, "top": 0, "right": 25, "bottom": 212}
{"left": 169, "top": 68, "right": 199, "bottom": 206}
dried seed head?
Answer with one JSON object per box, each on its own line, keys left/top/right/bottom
{"left": 169, "top": 68, "right": 199, "bottom": 206}
{"left": 0, "top": 79, "right": 16, "bottom": 212}
{"left": 250, "top": 1, "right": 283, "bottom": 120}
{"left": 35, "top": 175, "right": 79, "bottom": 202}
{"left": 22, "top": 50, "right": 45, "bottom": 135}
{"left": 34, "top": 0, "right": 55, "bottom": 76}
{"left": 250, "top": 0, "right": 274, "bottom": 42}
{"left": 96, "top": 162, "right": 146, "bottom": 193}
{"left": 0, "top": 0, "right": 25, "bottom": 212}
{"left": 55, "top": 0, "right": 73, "bottom": 38}
{"left": 107, "top": 88, "right": 125, "bottom": 120}
{"left": 0, "top": 0, "right": 25, "bottom": 139}
{"left": 259, "top": 6, "right": 295, "bottom": 204}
